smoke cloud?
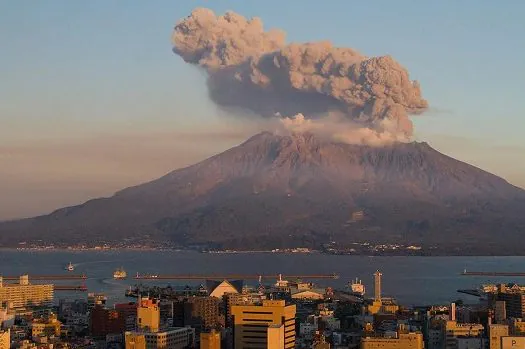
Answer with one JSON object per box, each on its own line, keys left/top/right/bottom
{"left": 172, "top": 8, "right": 428, "bottom": 144}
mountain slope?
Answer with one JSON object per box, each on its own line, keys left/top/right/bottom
{"left": 1, "top": 132, "right": 524, "bottom": 254}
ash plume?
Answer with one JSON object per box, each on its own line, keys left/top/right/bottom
{"left": 172, "top": 8, "right": 428, "bottom": 143}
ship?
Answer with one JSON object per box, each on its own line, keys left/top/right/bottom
{"left": 349, "top": 278, "right": 366, "bottom": 296}
{"left": 65, "top": 262, "right": 75, "bottom": 272}
{"left": 113, "top": 267, "right": 127, "bottom": 280}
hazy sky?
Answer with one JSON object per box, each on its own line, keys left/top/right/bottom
{"left": 1, "top": 1, "right": 524, "bottom": 220}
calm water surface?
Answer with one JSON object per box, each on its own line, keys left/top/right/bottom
{"left": 1, "top": 250, "right": 524, "bottom": 306}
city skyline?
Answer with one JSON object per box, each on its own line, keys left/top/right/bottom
{"left": 1, "top": 1, "right": 525, "bottom": 220}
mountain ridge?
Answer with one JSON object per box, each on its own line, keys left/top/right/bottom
{"left": 1, "top": 131, "right": 524, "bottom": 254}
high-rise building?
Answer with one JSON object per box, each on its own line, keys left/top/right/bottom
{"left": 223, "top": 292, "right": 264, "bottom": 329}
{"left": 231, "top": 300, "right": 296, "bottom": 349}
{"left": 489, "top": 324, "right": 509, "bottom": 349}
{"left": 0, "top": 275, "right": 53, "bottom": 310}
{"left": 176, "top": 297, "right": 221, "bottom": 333}
{"left": 125, "top": 327, "right": 195, "bottom": 349}
{"left": 267, "top": 324, "right": 285, "bottom": 349}
{"left": 495, "top": 285, "right": 525, "bottom": 318}
{"left": 137, "top": 297, "right": 160, "bottom": 333}
{"left": 115, "top": 302, "right": 138, "bottom": 331}
{"left": 90, "top": 304, "right": 126, "bottom": 337}
{"left": 201, "top": 330, "right": 221, "bottom": 349}
{"left": 0, "top": 329, "right": 9, "bottom": 349}
{"left": 495, "top": 301, "right": 507, "bottom": 324}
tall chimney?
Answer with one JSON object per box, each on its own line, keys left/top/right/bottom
{"left": 374, "top": 270, "right": 382, "bottom": 302}
{"left": 450, "top": 302, "right": 456, "bottom": 321}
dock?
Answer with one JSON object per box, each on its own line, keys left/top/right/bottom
{"left": 134, "top": 273, "right": 339, "bottom": 280}
{"left": 457, "top": 289, "right": 483, "bottom": 297}
{"left": 461, "top": 270, "right": 525, "bottom": 277}
{"left": 1, "top": 275, "right": 88, "bottom": 280}
{"left": 54, "top": 285, "right": 88, "bottom": 292}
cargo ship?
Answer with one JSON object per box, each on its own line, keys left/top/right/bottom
{"left": 113, "top": 267, "right": 127, "bottom": 280}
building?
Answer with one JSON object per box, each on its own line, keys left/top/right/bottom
{"left": 455, "top": 337, "right": 487, "bottom": 349}
{"left": 31, "top": 313, "right": 61, "bottom": 339}
{"left": 290, "top": 289, "right": 324, "bottom": 301}
{"left": 181, "top": 297, "right": 221, "bottom": 333}
{"left": 125, "top": 327, "right": 195, "bottom": 349}
{"left": 125, "top": 331, "right": 146, "bottom": 349}
{"left": 0, "top": 308, "right": 14, "bottom": 329}
{"left": 137, "top": 297, "right": 160, "bottom": 333}
{"left": 360, "top": 332, "right": 424, "bottom": 349}
{"left": 444, "top": 321, "right": 485, "bottom": 349}
{"left": 501, "top": 337, "right": 525, "bottom": 348}
{"left": 207, "top": 280, "right": 242, "bottom": 299}
{"left": 231, "top": 299, "right": 296, "bottom": 349}
{"left": 495, "top": 285, "right": 525, "bottom": 319}
{"left": 489, "top": 324, "right": 509, "bottom": 349}
{"left": 115, "top": 302, "right": 138, "bottom": 331}
{"left": 495, "top": 301, "right": 506, "bottom": 324}
{"left": 0, "top": 329, "right": 9, "bottom": 349}
{"left": 223, "top": 293, "right": 257, "bottom": 328}
{"left": 200, "top": 330, "right": 221, "bottom": 349}
{"left": 0, "top": 276, "right": 53, "bottom": 310}
{"left": 90, "top": 304, "right": 126, "bottom": 337}
{"left": 267, "top": 324, "right": 285, "bottom": 349}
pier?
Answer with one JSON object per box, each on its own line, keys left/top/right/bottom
{"left": 457, "top": 289, "right": 483, "bottom": 297}
{"left": 54, "top": 285, "right": 88, "bottom": 292}
{"left": 1, "top": 274, "right": 88, "bottom": 281}
{"left": 134, "top": 273, "right": 339, "bottom": 280}
{"left": 461, "top": 270, "right": 525, "bottom": 277}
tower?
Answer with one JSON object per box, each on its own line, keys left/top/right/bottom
{"left": 374, "top": 270, "right": 382, "bottom": 302}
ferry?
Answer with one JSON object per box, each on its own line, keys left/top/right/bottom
{"left": 349, "top": 278, "right": 366, "bottom": 296}
{"left": 65, "top": 262, "right": 75, "bottom": 272}
{"left": 113, "top": 267, "right": 127, "bottom": 280}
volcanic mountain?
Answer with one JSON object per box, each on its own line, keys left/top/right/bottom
{"left": 1, "top": 132, "right": 524, "bottom": 254}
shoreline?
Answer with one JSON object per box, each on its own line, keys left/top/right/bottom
{"left": 0, "top": 247, "right": 524, "bottom": 257}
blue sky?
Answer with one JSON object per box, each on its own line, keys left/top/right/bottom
{"left": 1, "top": 1, "right": 524, "bottom": 219}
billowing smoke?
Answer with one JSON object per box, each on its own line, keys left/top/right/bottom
{"left": 172, "top": 8, "right": 428, "bottom": 144}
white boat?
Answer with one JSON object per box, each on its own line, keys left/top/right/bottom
{"left": 65, "top": 262, "right": 75, "bottom": 272}
{"left": 113, "top": 267, "right": 127, "bottom": 280}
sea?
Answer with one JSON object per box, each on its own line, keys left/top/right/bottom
{"left": 1, "top": 250, "right": 524, "bottom": 306}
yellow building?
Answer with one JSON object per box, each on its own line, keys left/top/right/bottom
{"left": 0, "top": 275, "right": 53, "bottom": 309}
{"left": 126, "top": 331, "right": 146, "bottom": 349}
{"left": 509, "top": 318, "right": 525, "bottom": 335}
{"left": 201, "top": 330, "right": 221, "bottom": 349}
{"left": 31, "top": 314, "right": 61, "bottom": 339}
{"left": 0, "top": 329, "right": 9, "bottom": 349}
{"left": 267, "top": 324, "right": 285, "bottom": 349}
{"left": 137, "top": 297, "right": 160, "bottom": 333}
{"left": 489, "top": 324, "right": 509, "bottom": 349}
{"left": 125, "top": 327, "right": 195, "bottom": 349}
{"left": 444, "top": 320, "right": 485, "bottom": 349}
{"left": 231, "top": 300, "right": 296, "bottom": 349}
{"left": 361, "top": 332, "right": 424, "bottom": 349}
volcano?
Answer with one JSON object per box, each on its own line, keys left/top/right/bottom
{"left": 1, "top": 132, "right": 524, "bottom": 254}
